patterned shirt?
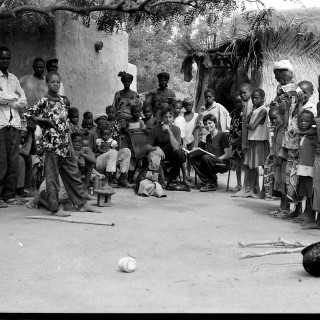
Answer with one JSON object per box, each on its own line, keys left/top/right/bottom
{"left": 0, "top": 70, "right": 27, "bottom": 129}
{"left": 229, "top": 108, "right": 243, "bottom": 159}
{"left": 25, "top": 95, "right": 71, "bottom": 157}
{"left": 106, "top": 119, "right": 121, "bottom": 144}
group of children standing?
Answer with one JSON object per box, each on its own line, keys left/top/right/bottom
{"left": 228, "top": 60, "right": 320, "bottom": 230}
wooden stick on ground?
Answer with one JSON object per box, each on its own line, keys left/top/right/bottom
{"left": 238, "top": 237, "right": 309, "bottom": 248}
{"left": 26, "top": 215, "right": 115, "bottom": 226}
{"left": 239, "top": 248, "right": 303, "bottom": 259}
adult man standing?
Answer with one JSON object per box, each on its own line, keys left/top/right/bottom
{"left": 45, "top": 58, "right": 65, "bottom": 96}
{"left": 19, "top": 57, "right": 46, "bottom": 108}
{"left": 0, "top": 46, "right": 27, "bottom": 208}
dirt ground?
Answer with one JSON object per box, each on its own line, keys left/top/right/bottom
{"left": 1, "top": 171, "right": 320, "bottom": 313}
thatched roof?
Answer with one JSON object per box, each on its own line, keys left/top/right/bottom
{"left": 181, "top": 8, "right": 320, "bottom": 106}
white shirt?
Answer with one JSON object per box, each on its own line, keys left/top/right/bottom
{"left": 174, "top": 114, "right": 186, "bottom": 139}
{"left": 0, "top": 70, "right": 27, "bottom": 129}
{"left": 302, "top": 100, "right": 317, "bottom": 116}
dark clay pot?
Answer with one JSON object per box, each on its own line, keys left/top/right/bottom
{"left": 301, "top": 242, "right": 320, "bottom": 277}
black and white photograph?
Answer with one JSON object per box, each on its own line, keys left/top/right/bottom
{"left": 1, "top": 0, "right": 320, "bottom": 314}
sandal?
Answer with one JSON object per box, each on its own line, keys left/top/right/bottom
{"left": 0, "top": 200, "right": 8, "bottom": 208}
{"left": 268, "top": 208, "right": 281, "bottom": 216}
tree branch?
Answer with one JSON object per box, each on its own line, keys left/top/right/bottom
{"left": 0, "top": 0, "right": 263, "bottom": 21}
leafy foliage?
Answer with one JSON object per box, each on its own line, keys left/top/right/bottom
{"left": 0, "top": 0, "right": 54, "bottom": 36}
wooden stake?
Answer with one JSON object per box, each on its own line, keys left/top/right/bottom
{"left": 26, "top": 215, "right": 114, "bottom": 226}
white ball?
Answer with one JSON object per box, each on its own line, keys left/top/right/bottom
{"left": 118, "top": 257, "right": 136, "bottom": 273}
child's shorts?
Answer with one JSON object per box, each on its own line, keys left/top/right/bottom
{"left": 298, "top": 176, "right": 313, "bottom": 198}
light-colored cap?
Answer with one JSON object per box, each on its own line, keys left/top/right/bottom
{"left": 273, "top": 60, "right": 294, "bottom": 72}
{"left": 93, "top": 113, "right": 108, "bottom": 123}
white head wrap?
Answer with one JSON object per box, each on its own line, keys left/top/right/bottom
{"left": 273, "top": 60, "right": 294, "bottom": 72}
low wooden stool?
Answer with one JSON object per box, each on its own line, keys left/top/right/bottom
{"left": 95, "top": 187, "right": 115, "bottom": 207}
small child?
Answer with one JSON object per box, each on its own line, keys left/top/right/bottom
{"left": 268, "top": 105, "right": 289, "bottom": 215}
{"left": 105, "top": 105, "right": 121, "bottom": 144}
{"left": 81, "top": 111, "right": 95, "bottom": 137}
{"left": 173, "top": 100, "right": 186, "bottom": 145}
{"left": 25, "top": 71, "right": 100, "bottom": 216}
{"left": 183, "top": 97, "right": 198, "bottom": 182}
{"left": 279, "top": 84, "right": 309, "bottom": 218}
{"left": 125, "top": 105, "right": 146, "bottom": 132}
{"left": 96, "top": 126, "right": 118, "bottom": 155}
{"left": 68, "top": 107, "right": 81, "bottom": 134}
{"left": 294, "top": 110, "right": 317, "bottom": 227}
{"left": 232, "top": 83, "right": 259, "bottom": 197}
{"left": 243, "top": 88, "right": 270, "bottom": 198}
{"left": 172, "top": 99, "right": 188, "bottom": 184}
{"left": 229, "top": 92, "right": 244, "bottom": 192}
{"left": 71, "top": 132, "right": 96, "bottom": 199}
{"left": 298, "top": 80, "right": 317, "bottom": 116}
{"left": 143, "top": 104, "right": 157, "bottom": 132}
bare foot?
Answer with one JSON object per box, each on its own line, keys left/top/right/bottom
{"left": 51, "top": 209, "right": 71, "bottom": 217}
{"left": 231, "top": 188, "right": 247, "bottom": 197}
{"left": 80, "top": 203, "right": 102, "bottom": 213}
{"left": 301, "top": 222, "right": 320, "bottom": 230}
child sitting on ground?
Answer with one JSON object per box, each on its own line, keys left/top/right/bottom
{"left": 68, "top": 107, "right": 81, "bottom": 134}
{"left": 268, "top": 104, "right": 289, "bottom": 216}
{"left": 143, "top": 104, "right": 157, "bottom": 132}
{"left": 243, "top": 88, "right": 270, "bottom": 199}
{"left": 183, "top": 97, "right": 198, "bottom": 182}
{"left": 96, "top": 126, "right": 118, "bottom": 155}
{"left": 229, "top": 92, "right": 244, "bottom": 192}
{"left": 25, "top": 71, "right": 100, "bottom": 216}
{"left": 125, "top": 105, "right": 146, "bottom": 133}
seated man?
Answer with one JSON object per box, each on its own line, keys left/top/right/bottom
{"left": 88, "top": 113, "right": 132, "bottom": 187}
{"left": 188, "top": 114, "right": 231, "bottom": 192}
{"left": 144, "top": 107, "right": 186, "bottom": 188}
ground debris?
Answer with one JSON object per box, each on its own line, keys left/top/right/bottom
{"left": 238, "top": 236, "right": 310, "bottom": 259}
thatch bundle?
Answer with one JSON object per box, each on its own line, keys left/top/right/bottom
{"left": 180, "top": 18, "right": 320, "bottom": 111}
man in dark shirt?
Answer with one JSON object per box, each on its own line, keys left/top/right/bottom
{"left": 145, "top": 107, "right": 186, "bottom": 184}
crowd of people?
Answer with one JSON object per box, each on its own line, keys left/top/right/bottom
{"left": 0, "top": 45, "right": 319, "bottom": 229}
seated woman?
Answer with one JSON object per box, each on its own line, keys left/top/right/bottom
{"left": 188, "top": 113, "right": 231, "bottom": 192}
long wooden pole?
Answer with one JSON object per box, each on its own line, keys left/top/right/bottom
{"left": 26, "top": 215, "right": 115, "bottom": 226}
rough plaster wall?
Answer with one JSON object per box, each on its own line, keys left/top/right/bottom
{"left": 54, "top": 12, "right": 129, "bottom": 116}
{"left": 0, "top": 32, "right": 56, "bottom": 79}
{"left": 127, "top": 63, "right": 137, "bottom": 92}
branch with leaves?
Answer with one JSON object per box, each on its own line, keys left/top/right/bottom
{"left": 0, "top": 0, "right": 269, "bottom": 34}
